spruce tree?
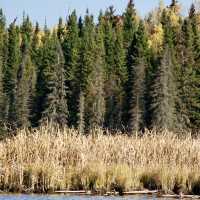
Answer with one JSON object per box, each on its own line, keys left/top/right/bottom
{"left": 57, "top": 17, "right": 65, "bottom": 42}
{"left": 0, "top": 9, "right": 6, "bottom": 123}
{"left": 33, "top": 25, "right": 51, "bottom": 125}
{"left": 31, "top": 22, "right": 41, "bottom": 63}
{"left": 78, "top": 11, "right": 95, "bottom": 132}
{"left": 15, "top": 15, "right": 36, "bottom": 127}
{"left": 103, "top": 8, "right": 126, "bottom": 129}
{"left": 150, "top": 45, "right": 177, "bottom": 130}
{"left": 126, "top": 20, "right": 149, "bottom": 132}
{"left": 185, "top": 5, "right": 200, "bottom": 130}
{"left": 4, "top": 21, "right": 21, "bottom": 128}
{"left": 30, "top": 22, "right": 42, "bottom": 126}
{"left": 177, "top": 18, "right": 198, "bottom": 129}
{"left": 41, "top": 31, "right": 68, "bottom": 127}
{"left": 123, "top": 0, "right": 137, "bottom": 48}
{"left": 105, "top": 23, "right": 127, "bottom": 129}
{"left": 0, "top": 52, "right": 4, "bottom": 123}
{"left": 84, "top": 16, "right": 106, "bottom": 130}
{"left": 63, "top": 10, "right": 80, "bottom": 127}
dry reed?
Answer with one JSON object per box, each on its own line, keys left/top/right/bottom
{"left": 0, "top": 126, "right": 200, "bottom": 194}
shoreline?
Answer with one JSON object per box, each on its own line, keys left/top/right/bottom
{"left": 1, "top": 127, "right": 200, "bottom": 196}
{"left": 0, "top": 190, "right": 200, "bottom": 199}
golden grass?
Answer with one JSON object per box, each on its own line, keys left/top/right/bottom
{"left": 0, "top": 125, "right": 200, "bottom": 194}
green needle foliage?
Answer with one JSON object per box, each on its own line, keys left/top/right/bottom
{"left": 0, "top": 0, "right": 200, "bottom": 134}
{"left": 150, "top": 45, "right": 177, "bottom": 131}
{"left": 126, "top": 20, "right": 149, "bottom": 133}
{"left": 41, "top": 31, "right": 68, "bottom": 127}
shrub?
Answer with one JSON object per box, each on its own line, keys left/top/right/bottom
{"left": 140, "top": 173, "right": 162, "bottom": 190}
{"left": 191, "top": 178, "right": 200, "bottom": 195}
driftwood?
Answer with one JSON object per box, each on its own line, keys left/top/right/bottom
{"left": 124, "top": 190, "right": 158, "bottom": 195}
{"left": 55, "top": 190, "right": 87, "bottom": 194}
{"left": 54, "top": 190, "right": 200, "bottom": 198}
{"left": 105, "top": 190, "right": 158, "bottom": 196}
{"left": 161, "top": 194, "right": 200, "bottom": 199}
{"left": 55, "top": 190, "right": 158, "bottom": 196}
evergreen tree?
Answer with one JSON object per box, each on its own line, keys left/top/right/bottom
{"left": 0, "top": 2, "right": 199, "bottom": 133}
{"left": 177, "top": 18, "right": 198, "bottom": 129}
{"left": 150, "top": 45, "right": 177, "bottom": 130}
{"left": 0, "top": 9, "right": 6, "bottom": 123}
{"left": 4, "top": 20, "right": 21, "bottom": 128}
{"left": 57, "top": 17, "right": 65, "bottom": 42}
{"left": 30, "top": 22, "right": 42, "bottom": 126}
{"left": 33, "top": 25, "right": 51, "bottom": 125}
{"left": 78, "top": 11, "right": 95, "bottom": 132}
{"left": 0, "top": 52, "right": 4, "bottom": 123}
{"left": 63, "top": 10, "right": 80, "bottom": 127}
{"left": 31, "top": 22, "right": 41, "bottom": 62}
{"left": 41, "top": 32, "right": 68, "bottom": 127}
{"left": 103, "top": 8, "right": 127, "bottom": 129}
{"left": 170, "top": 0, "right": 178, "bottom": 9}
{"left": 183, "top": 5, "right": 200, "bottom": 130}
{"left": 15, "top": 15, "right": 36, "bottom": 127}
{"left": 126, "top": 20, "right": 149, "bottom": 132}
{"left": 84, "top": 16, "right": 106, "bottom": 130}
{"left": 104, "top": 23, "right": 127, "bottom": 129}
{"left": 123, "top": 0, "right": 137, "bottom": 48}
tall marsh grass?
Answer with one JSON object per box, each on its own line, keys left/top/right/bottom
{"left": 0, "top": 126, "right": 200, "bottom": 194}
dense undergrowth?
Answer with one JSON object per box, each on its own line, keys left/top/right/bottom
{"left": 0, "top": 125, "right": 200, "bottom": 195}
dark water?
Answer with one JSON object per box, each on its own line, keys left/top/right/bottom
{"left": 0, "top": 195, "right": 169, "bottom": 200}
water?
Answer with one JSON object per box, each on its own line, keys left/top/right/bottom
{"left": 0, "top": 195, "right": 169, "bottom": 200}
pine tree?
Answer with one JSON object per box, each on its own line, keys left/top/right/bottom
{"left": 103, "top": 8, "right": 126, "bottom": 129}
{"left": 176, "top": 18, "right": 198, "bottom": 129}
{"left": 33, "top": 25, "right": 51, "bottom": 125}
{"left": 30, "top": 22, "right": 42, "bottom": 126}
{"left": 31, "top": 22, "right": 41, "bottom": 62}
{"left": 185, "top": 5, "right": 200, "bottom": 130}
{"left": 84, "top": 16, "right": 106, "bottom": 130}
{"left": 150, "top": 45, "right": 177, "bottom": 130}
{"left": 129, "top": 58, "right": 146, "bottom": 133}
{"left": 15, "top": 15, "right": 36, "bottom": 127}
{"left": 123, "top": 0, "right": 137, "bottom": 48}
{"left": 126, "top": 20, "right": 149, "bottom": 132}
{"left": 63, "top": 10, "right": 80, "bottom": 127}
{"left": 41, "top": 32, "right": 68, "bottom": 127}
{"left": 4, "top": 20, "right": 21, "bottom": 128}
{"left": 104, "top": 23, "right": 127, "bottom": 129}
{"left": 189, "top": 3, "right": 195, "bottom": 19}
{"left": 0, "top": 9, "right": 6, "bottom": 123}
{"left": 0, "top": 53, "right": 4, "bottom": 123}
{"left": 57, "top": 17, "right": 65, "bottom": 42}
{"left": 78, "top": 11, "right": 95, "bottom": 132}
{"left": 103, "top": 6, "right": 116, "bottom": 75}
{"left": 170, "top": 0, "right": 178, "bottom": 8}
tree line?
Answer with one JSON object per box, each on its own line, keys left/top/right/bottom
{"left": 0, "top": 0, "right": 200, "bottom": 133}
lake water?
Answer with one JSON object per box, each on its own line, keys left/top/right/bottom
{"left": 0, "top": 195, "right": 169, "bottom": 200}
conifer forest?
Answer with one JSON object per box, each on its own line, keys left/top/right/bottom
{"left": 0, "top": 0, "right": 200, "bottom": 134}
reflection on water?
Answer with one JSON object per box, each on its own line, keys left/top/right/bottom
{"left": 0, "top": 195, "right": 170, "bottom": 200}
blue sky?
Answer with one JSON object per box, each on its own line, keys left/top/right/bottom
{"left": 1, "top": 0, "right": 193, "bottom": 27}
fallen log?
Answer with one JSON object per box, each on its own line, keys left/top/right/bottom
{"left": 55, "top": 190, "right": 87, "bottom": 194}
{"left": 161, "top": 194, "right": 200, "bottom": 199}
{"left": 105, "top": 191, "right": 119, "bottom": 196}
{"left": 124, "top": 190, "right": 158, "bottom": 195}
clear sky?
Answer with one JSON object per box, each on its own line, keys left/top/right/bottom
{"left": 1, "top": 0, "right": 193, "bottom": 27}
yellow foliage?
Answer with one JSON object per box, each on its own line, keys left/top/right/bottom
{"left": 37, "top": 31, "right": 45, "bottom": 46}
{"left": 148, "top": 23, "right": 164, "bottom": 53}
{"left": 169, "top": 11, "right": 180, "bottom": 27}
{"left": 196, "top": 14, "right": 200, "bottom": 31}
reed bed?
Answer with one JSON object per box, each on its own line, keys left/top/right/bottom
{"left": 0, "top": 126, "right": 200, "bottom": 194}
